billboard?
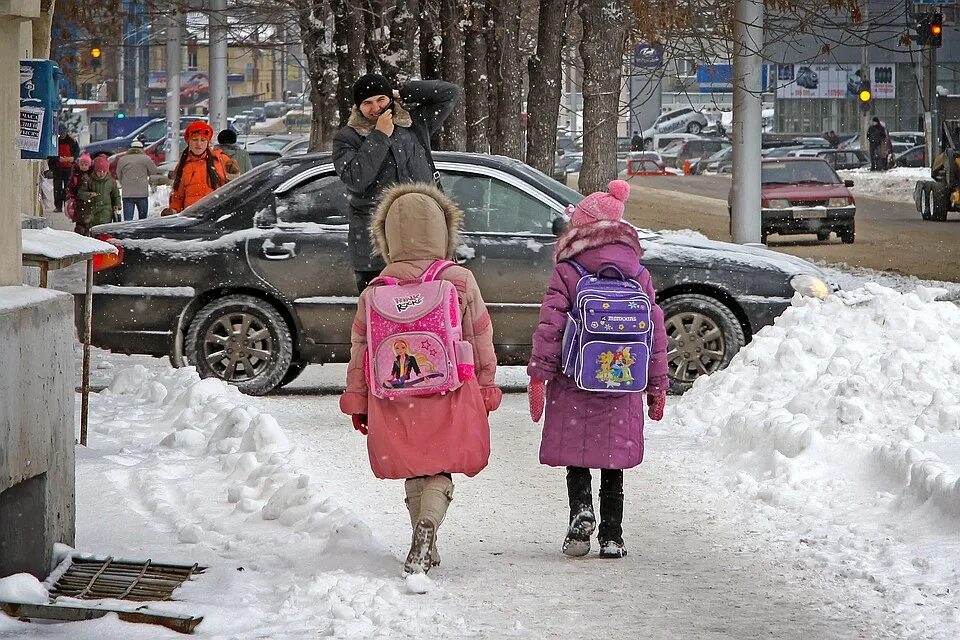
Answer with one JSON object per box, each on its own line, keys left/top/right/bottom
{"left": 696, "top": 64, "right": 769, "bottom": 93}
{"left": 148, "top": 71, "right": 210, "bottom": 106}
{"left": 776, "top": 63, "right": 895, "bottom": 99}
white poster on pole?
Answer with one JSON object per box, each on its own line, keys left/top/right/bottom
{"left": 18, "top": 106, "right": 45, "bottom": 152}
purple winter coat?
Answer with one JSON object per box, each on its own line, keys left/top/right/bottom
{"left": 527, "top": 221, "right": 669, "bottom": 469}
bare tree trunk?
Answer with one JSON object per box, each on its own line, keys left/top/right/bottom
{"left": 439, "top": 0, "right": 466, "bottom": 150}
{"left": 381, "top": 0, "right": 419, "bottom": 84}
{"left": 525, "top": 0, "right": 575, "bottom": 174}
{"left": 577, "top": 0, "right": 629, "bottom": 194}
{"left": 486, "top": 0, "right": 523, "bottom": 158}
{"left": 418, "top": 0, "right": 442, "bottom": 79}
{"left": 463, "top": 0, "right": 488, "bottom": 152}
{"left": 299, "top": 0, "right": 333, "bottom": 150}
{"left": 33, "top": 0, "right": 56, "bottom": 58}
{"left": 330, "top": 0, "right": 367, "bottom": 125}
{"left": 362, "top": 0, "right": 383, "bottom": 73}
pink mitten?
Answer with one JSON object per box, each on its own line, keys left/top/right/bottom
{"left": 528, "top": 379, "right": 546, "bottom": 422}
{"left": 647, "top": 392, "right": 666, "bottom": 421}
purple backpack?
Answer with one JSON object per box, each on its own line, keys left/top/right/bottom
{"left": 560, "top": 260, "right": 653, "bottom": 393}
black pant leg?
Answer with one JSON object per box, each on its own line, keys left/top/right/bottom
{"left": 565, "top": 466, "right": 593, "bottom": 522}
{"left": 598, "top": 469, "right": 625, "bottom": 544}
{"left": 53, "top": 174, "right": 66, "bottom": 208}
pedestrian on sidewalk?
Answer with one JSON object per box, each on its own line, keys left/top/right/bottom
{"left": 74, "top": 155, "right": 120, "bottom": 235}
{"left": 163, "top": 121, "right": 239, "bottom": 215}
{"left": 66, "top": 153, "right": 94, "bottom": 234}
{"left": 867, "top": 117, "right": 887, "bottom": 171}
{"left": 48, "top": 125, "right": 79, "bottom": 212}
{"left": 339, "top": 182, "right": 501, "bottom": 575}
{"left": 216, "top": 129, "right": 253, "bottom": 175}
{"left": 527, "top": 179, "right": 669, "bottom": 559}
{"left": 116, "top": 139, "right": 165, "bottom": 220}
{"left": 333, "top": 74, "right": 459, "bottom": 293}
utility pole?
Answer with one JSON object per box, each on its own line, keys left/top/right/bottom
{"left": 924, "top": 35, "right": 938, "bottom": 163}
{"left": 859, "top": 2, "right": 869, "bottom": 154}
{"left": 166, "top": 12, "right": 182, "bottom": 159}
{"left": 730, "top": 0, "right": 764, "bottom": 244}
{"left": 209, "top": 0, "right": 228, "bottom": 133}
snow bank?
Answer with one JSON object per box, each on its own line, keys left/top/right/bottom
{"left": 0, "top": 574, "right": 49, "bottom": 605}
{"left": 672, "top": 283, "right": 960, "bottom": 638}
{"left": 839, "top": 167, "right": 928, "bottom": 204}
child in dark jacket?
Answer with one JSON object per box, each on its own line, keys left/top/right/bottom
{"left": 527, "top": 180, "right": 669, "bottom": 559}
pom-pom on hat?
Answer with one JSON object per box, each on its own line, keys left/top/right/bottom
{"left": 569, "top": 179, "right": 630, "bottom": 227}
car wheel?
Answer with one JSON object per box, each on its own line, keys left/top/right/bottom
{"left": 839, "top": 224, "right": 855, "bottom": 244}
{"left": 278, "top": 360, "right": 308, "bottom": 388}
{"left": 919, "top": 183, "right": 932, "bottom": 220}
{"left": 687, "top": 122, "right": 702, "bottom": 134}
{"left": 816, "top": 230, "right": 831, "bottom": 242}
{"left": 932, "top": 182, "right": 949, "bottom": 221}
{"left": 660, "top": 294, "right": 746, "bottom": 394}
{"left": 760, "top": 231, "right": 769, "bottom": 245}
{"left": 186, "top": 295, "right": 293, "bottom": 396}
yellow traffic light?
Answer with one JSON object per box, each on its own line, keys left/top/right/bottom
{"left": 858, "top": 88, "right": 871, "bottom": 102}
{"left": 90, "top": 47, "right": 101, "bottom": 58}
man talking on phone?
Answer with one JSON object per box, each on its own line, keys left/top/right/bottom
{"left": 333, "top": 74, "right": 460, "bottom": 293}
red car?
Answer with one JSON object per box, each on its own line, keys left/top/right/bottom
{"left": 625, "top": 153, "right": 677, "bottom": 176}
{"left": 729, "top": 158, "right": 856, "bottom": 244}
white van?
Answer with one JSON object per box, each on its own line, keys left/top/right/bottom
{"left": 641, "top": 108, "right": 709, "bottom": 148}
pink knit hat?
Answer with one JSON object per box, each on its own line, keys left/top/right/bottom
{"left": 93, "top": 154, "right": 110, "bottom": 173}
{"left": 569, "top": 179, "right": 630, "bottom": 227}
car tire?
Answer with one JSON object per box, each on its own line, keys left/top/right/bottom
{"left": 278, "top": 360, "right": 308, "bottom": 388}
{"left": 687, "top": 122, "right": 702, "bottom": 135}
{"left": 660, "top": 294, "right": 746, "bottom": 394}
{"left": 919, "top": 183, "right": 932, "bottom": 221}
{"left": 186, "top": 295, "right": 293, "bottom": 396}
{"left": 839, "top": 224, "right": 855, "bottom": 244}
{"left": 816, "top": 230, "right": 831, "bottom": 242}
{"left": 932, "top": 182, "right": 949, "bottom": 221}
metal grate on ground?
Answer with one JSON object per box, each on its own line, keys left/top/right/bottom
{"left": 49, "top": 556, "right": 207, "bottom": 602}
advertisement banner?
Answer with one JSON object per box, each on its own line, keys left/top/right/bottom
{"left": 696, "top": 64, "right": 769, "bottom": 92}
{"left": 148, "top": 71, "right": 210, "bottom": 106}
{"left": 776, "top": 63, "right": 895, "bottom": 99}
{"left": 18, "top": 106, "right": 44, "bottom": 152}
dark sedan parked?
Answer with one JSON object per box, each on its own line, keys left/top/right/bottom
{"left": 84, "top": 152, "right": 834, "bottom": 395}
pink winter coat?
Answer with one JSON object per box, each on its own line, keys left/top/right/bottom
{"left": 339, "top": 183, "right": 502, "bottom": 479}
{"left": 528, "top": 221, "right": 669, "bottom": 469}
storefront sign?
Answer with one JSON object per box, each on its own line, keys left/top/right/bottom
{"left": 776, "top": 63, "right": 896, "bottom": 99}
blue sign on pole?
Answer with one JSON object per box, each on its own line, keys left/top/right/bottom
{"left": 19, "top": 60, "right": 62, "bottom": 159}
{"left": 697, "top": 63, "right": 769, "bottom": 92}
{"left": 633, "top": 44, "right": 663, "bottom": 69}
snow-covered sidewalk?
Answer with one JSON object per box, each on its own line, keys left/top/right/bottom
{"left": 838, "top": 167, "right": 928, "bottom": 204}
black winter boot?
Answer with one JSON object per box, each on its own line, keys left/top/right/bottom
{"left": 598, "top": 469, "right": 626, "bottom": 558}
{"left": 563, "top": 467, "right": 596, "bottom": 557}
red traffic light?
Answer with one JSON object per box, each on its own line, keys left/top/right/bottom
{"left": 932, "top": 24, "right": 942, "bottom": 36}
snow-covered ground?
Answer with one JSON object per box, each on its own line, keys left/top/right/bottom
{"left": 3, "top": 265, "right": 960, "bottom": 637}
{"left": 838, "top": 167, "right": 928, "bottom": 204}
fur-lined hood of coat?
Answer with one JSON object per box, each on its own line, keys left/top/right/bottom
{"left": 370, "top": 182, "right": 463, "bottom": 263}
{"left": 347, "top": 103, "right": 414, "bottom": 136}
{"left": 554, "top": 220, "right": 644, "bottom": 262}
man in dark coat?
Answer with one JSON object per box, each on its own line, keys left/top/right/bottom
{"left": 333, "top": 74, "right": 459, "bottom": 292}
{"left": 867, "top": 117, "right": 887, "bottom": 171}
{"left": 48, "top": 125, "right": 79, "bottom": 212}
{"left": 630, "top": 131, "right": 643, "bottom": 151}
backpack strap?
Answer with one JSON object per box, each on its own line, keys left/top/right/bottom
{"left": 596, "top": 264, "right": 627, "bottom": 280}
{"left": 560, "top": 259, "right": 588, "bottom": 277}
{"left": 421, "top": 259, "right": 456, "bottom": 282}
{"left": 368, "top": 276, "right": 398, "bottom": 287}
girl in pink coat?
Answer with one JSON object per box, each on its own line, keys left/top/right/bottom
{"left": 340, "top": 183, "right": 502, "bottom": 575}
{"left": 528, "top": 180, "right": 669, "bottom": 559}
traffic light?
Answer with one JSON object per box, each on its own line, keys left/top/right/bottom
{"left": 90, "top": 41, "right": 102, "bottom": 69}
{"left": 916, "top": 13, "right": 944, "bottom": 47}
{"left": 858, "top": 80, "right": 872, "bottom": 114}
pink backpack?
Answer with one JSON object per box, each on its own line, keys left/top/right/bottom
{"left": 365, "top": 260, "right": 475, "bottom": 400}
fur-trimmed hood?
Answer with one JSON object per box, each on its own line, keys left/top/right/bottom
{"left": 371, "top": 182, "right": 463, "bottom": 263}
{"left": 347, "top": 103, "right": 413, "bottom": 136}
{"left": 554, "top": 220, "right": 643, "bottom": 262}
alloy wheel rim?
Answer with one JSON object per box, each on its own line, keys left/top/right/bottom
{"left": 203, "top": 312, "right": 273, "bottom": 382}
{"left": 665, "top": 311, "right": 725, "bottom": 383}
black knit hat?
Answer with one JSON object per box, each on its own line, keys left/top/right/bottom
{"left": 217, "top": 129, "right": 238, "bottom": 144}
{"left": 353, "top": 74, "right": 392, "bottom": 108}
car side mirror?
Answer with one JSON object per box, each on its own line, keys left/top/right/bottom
{"left": 844, "top": 179, "right": 854, "bottom": 187}
{"left": 552, "top": 216, "right": 568, "bottom": 236}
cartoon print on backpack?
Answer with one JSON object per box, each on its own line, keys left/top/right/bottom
{"left": 597, "top": 347, "right": 635, "bottom": 388}
{"left": 383, "top": 338, "right": 444, "bottom": 389}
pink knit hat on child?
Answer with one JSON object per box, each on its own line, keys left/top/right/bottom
{"left": 569, "top": 179, "right": 630, "bottom": 227}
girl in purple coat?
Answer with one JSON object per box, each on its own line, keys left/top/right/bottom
{"left": 527, "top": 180, "right": 669, "bottom": 559}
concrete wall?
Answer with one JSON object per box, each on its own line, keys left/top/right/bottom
{"left": 0, "top": 287, "right": 75, "bottom": 578}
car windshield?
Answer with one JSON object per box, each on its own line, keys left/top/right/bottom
{"left": 258, "top": 137, "right": 296, "bottom": 150}
{"left": 761, "top": 161, "right": 840, "bottom": 185}
{"left": 706, "top": 147, "right": 731, "bottom": 162}
{"left": 180, "top": 161, "right": 280, "bottom": 218}
{"left": 662, "top": 140, "right": 685, "bottom": 153}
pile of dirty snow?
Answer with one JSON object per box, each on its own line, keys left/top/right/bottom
{"left": 838, "top": 166, "right": 928, "bottom": 204}
{"left": 672, "top": 283, "right": 960, "bottom": 639}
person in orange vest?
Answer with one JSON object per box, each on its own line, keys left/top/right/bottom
{"left": 162, "top": 121, "right": 238, "bottom": 215}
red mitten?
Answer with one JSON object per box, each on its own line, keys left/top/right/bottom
{"left": 528, "top": 379, "right": 546, "bottom": 423}
{"left": 352, "top": 414, "right": 368, "bottom": 435}
{"left": 647, "top": 392, "right": 665, "bottom": 421}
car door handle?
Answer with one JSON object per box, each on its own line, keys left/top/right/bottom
{"left": 455, "top": 245, "right": 475, "bottom": 265}
{"left": 262, "top": 240, "right": 297, "bottom": 260}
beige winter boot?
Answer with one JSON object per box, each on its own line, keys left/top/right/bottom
{"left": 404, "top": 474, "right": 454, "bottom": 574}
{"left": 403, "top": 478, "right": 441, "bottom": 567}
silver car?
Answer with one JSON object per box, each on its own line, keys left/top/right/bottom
{"left": 642, "top": 108, "right": 709, "bottom": 148}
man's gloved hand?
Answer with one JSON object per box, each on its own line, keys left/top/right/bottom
{"left": 646, "top": 392, "right": 666, "bottom": 421}
{"left": 528, "top": 379, "right": 545, "bottom": 423}
{"left": 352, "top": 414, "right": 368, "bottom": 435}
